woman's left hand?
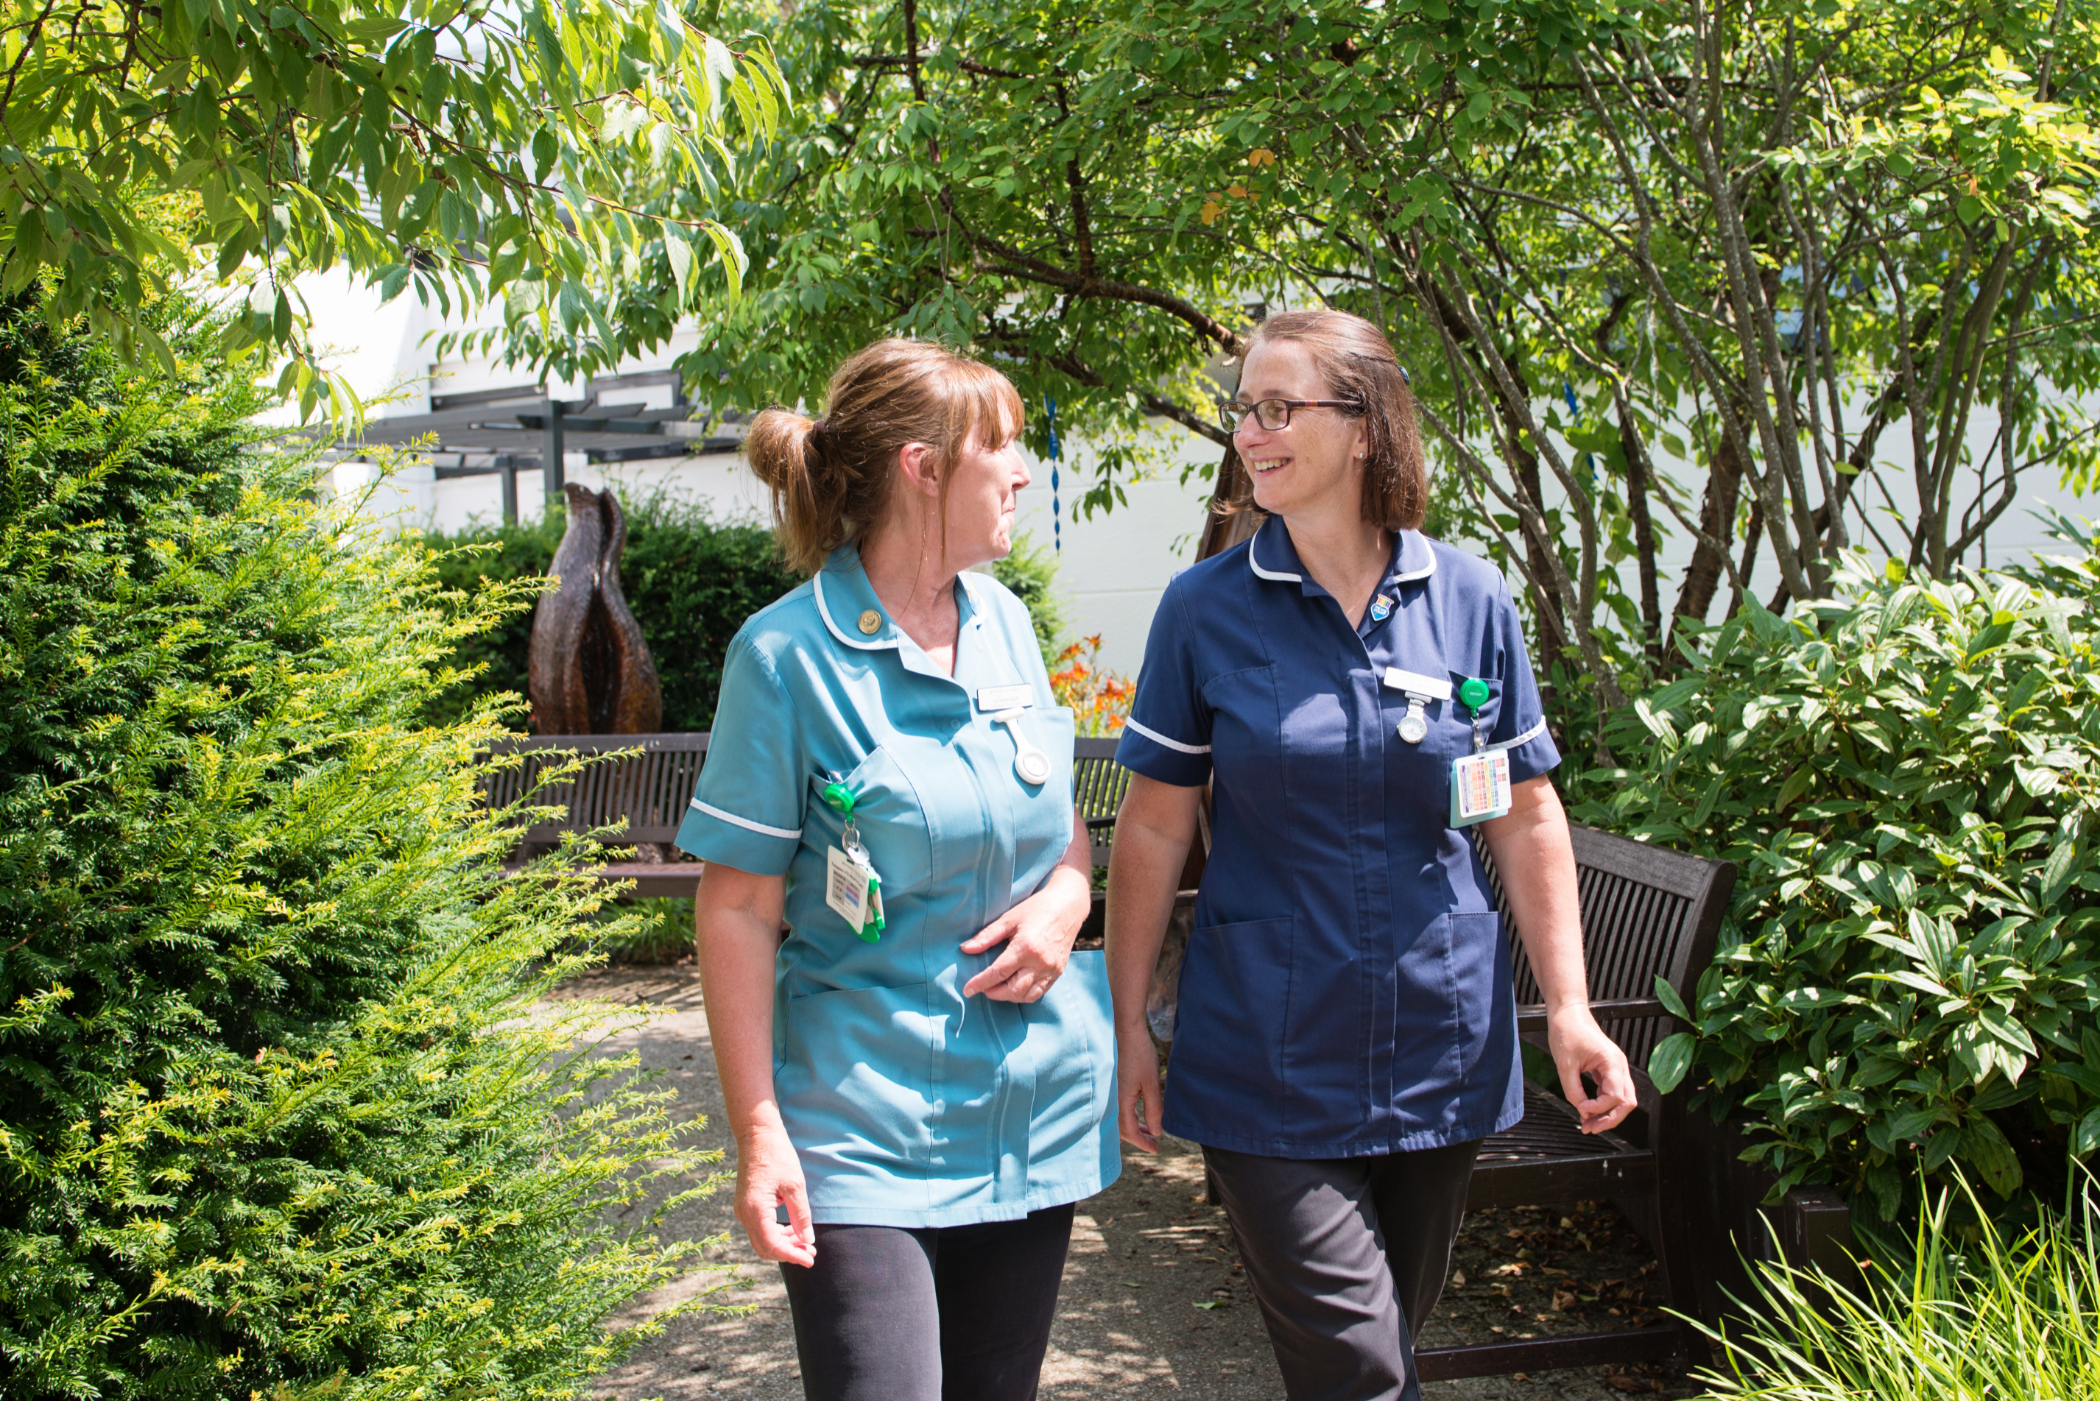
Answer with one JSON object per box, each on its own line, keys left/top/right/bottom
{"left": 960, "top": 873, "right": 1089, "bottom": 1003}
{"left": 1546, "top": 1007, "right": 1637, "bottom": 1134}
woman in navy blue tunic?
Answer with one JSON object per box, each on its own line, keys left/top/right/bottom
{"left": 1106, "top": 309, "right": 1636, "bottom": 1401}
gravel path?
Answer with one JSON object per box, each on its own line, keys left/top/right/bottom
{"left": 556, "top": 964, "right": 1699, "bottom": 1401}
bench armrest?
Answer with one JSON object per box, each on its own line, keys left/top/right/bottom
{"left": 1513, "top": 997, "right": 1672, "bottom": 1036}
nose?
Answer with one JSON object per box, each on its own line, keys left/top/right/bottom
{"left": 1010, "top": 444, "right": 1031, "bottom": 491}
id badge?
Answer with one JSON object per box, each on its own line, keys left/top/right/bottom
{"left": 824, "top": 844, "right": 884, "bottom": 940}
{"left": 1450, "top": 749, "right": 1513, "bottom": 827}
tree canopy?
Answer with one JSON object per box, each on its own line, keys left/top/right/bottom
{"left": 658, "top": 0, "right": 2098, "bottom": 733}
{"left": 0, "top": 0, "right": 788, "bottom": 416}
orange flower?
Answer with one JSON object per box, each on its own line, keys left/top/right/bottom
{"left": 1050, "top": 635, "right": 1137, "bottom": 737}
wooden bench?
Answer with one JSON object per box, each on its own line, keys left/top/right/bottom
{"left": 479, "top": 732, "right": 710, "bottom": 897}
{"left": 1074, "top": 736, "right": 1132, "bottom": 868}
{"left": 1408, "top": 825, "right": 1735, "bottom": 1379}
{"left": 481, "top": 732, "right": 1132, "bottom": 898}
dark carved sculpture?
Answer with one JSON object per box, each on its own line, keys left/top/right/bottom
{"left": 528, "top": 483, "right": 664, "bottom": 735}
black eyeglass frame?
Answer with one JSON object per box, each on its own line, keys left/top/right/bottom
{"left": 1216, "top": 398, "right": 1360, "bottom": 432}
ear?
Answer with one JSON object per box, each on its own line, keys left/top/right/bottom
{"left": 896, "top": 441, "right": 941, "bottom": 498}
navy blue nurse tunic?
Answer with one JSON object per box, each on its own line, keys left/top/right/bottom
{"left": 1115, "top": 518, "right": 1561, "bottom": 1158}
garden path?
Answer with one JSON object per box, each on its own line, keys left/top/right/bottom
{"left": 554, "top": 963, "right": 1699, "bottom": 1401}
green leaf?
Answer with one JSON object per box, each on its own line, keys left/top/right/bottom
{"left": 662, "top": 224, "right": 693, "bottom": 303}
{"left": 1652, "top": 974, "right": 1690, "bottom": 1022}
{"left": 1647, "top": 1033, "right": 1696, "bottom": 1094}
{"left": 2075, "top": 1107, "right": 2100, "bottom": 1160}
{"left": 2040, "top": 834, "right": 2082, "bottom": 907}
{"left": 1960, "top": 1119, "right": 2023, "bottom": 1196}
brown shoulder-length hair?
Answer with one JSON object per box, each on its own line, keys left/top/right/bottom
{"left": 1219, "top": 309, "right": 1427, "bottom": 531}
{"left": 743, "top": 339, "right": 1024, "bottom": 575}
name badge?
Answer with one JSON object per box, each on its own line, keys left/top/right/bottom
{"left": 975, "top": 684, "right": 1034, "bottom": 712}
{"left": 1382, "top": 668, "right": 1453, "bottom": 701}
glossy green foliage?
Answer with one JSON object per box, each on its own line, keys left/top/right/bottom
{"left": 0, "top": 297, "right": 718, "bottom": 1397}
{"left": 1569, "top": 541, "right": 2100, "bottom": 1219}
{"left": 423, "top": 496, "right": 800, "bottom": 732}
{"left": 0, "top": 0, "right": 788, "bottom": 413}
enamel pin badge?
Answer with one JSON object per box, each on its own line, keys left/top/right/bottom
{"left": 1369, "top": 594, "right": 1394, "bottom": 622}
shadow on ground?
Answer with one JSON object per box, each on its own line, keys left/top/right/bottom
{"left": 555, "top": 963, "right": 1699, "bottom": 1401}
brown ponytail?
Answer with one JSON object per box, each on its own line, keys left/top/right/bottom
{"left": 745, "top": 338, "right": 1024, "bottom": 575}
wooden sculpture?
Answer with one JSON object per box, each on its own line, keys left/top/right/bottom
{"left": 528, "top": 483, "right": 664, "bottom": 735}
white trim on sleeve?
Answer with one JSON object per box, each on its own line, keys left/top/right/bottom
{"left": 1486, "top": 718, "right": 1549, "bottom": 753}
{"left": 1125, "top": 717, "right": 1212, "bottom": 755}
{"left": 688, "top": 797, "right": 802, "bottom": 840}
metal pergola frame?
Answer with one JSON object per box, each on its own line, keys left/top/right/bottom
{"left": 334, "top": 369, "right": 745, "bottom": 523}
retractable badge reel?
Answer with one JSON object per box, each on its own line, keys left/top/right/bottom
{"left": 820, "top": 779, "right": 885, "bottom": 941}
{"left": 1449, "top": 677, "right": 1513, "bottom": 827}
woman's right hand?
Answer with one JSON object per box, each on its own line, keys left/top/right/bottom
{"left": 1116, "top": 1022, "right": 1164, "bottom": 1154}
{"left": 734, "top": 1122, "right": 817, "bottom": 1267}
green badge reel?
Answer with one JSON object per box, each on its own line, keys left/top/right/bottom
{"left": 820, "top": 780, "right": 885, "bottom": 940}
{"left": 1449, "top": 677, "right": 1511, "bottom": 827}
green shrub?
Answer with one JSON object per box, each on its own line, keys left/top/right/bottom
{"left": 424, "top": 493, "right": 800, "bottom": 732}
{"left": 1567, "top": 553, "right": 2100, "bottom": 1221}
{"left": 0, "top": 296, "right": 717, "bottom": 1398}
{"left": 1694, "top": 1178, "right": 2100, "bottom": 1401}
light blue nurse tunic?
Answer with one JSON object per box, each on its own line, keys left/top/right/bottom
{"left": 674, "top": 543, "right": 1120, "bottom": 1228}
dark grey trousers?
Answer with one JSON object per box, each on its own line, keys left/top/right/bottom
{"left": 1204, "top": 1139, "right": 1483, "bottom": 1401}
{"left": 778, "top": 1203, "right": 1075, "bottom": 1401}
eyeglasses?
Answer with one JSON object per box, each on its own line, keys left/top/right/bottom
{"left": 1216, "top": 398, "right": 1358, "bottom": 432}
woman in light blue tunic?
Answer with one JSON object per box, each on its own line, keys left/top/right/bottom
{"left": 684, "top": 339, "right": 1117, "bottom": 1401}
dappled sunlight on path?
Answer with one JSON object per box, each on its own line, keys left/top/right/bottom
{"left": 553, "top": 964, "right": 1693, "bottom": 1401}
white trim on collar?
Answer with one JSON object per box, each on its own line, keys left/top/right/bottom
{"left": 1247, "top": 537, "right": 1303, "bottom": 583}
{"left": 1392, "top": 531, "right": 1437, "bottom": 584}
{"left": 812, "top": 571, "right": 893, "bottom": 651}
{"left": 1125, "top": 717, "right": 1212, "bottom": 755}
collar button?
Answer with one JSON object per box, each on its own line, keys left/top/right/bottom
{"left": 857, "top": 609, "right": 882, "bottom": 635}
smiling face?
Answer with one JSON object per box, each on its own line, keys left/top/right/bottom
{"left": 1233, "top": 338, "right": 1370, "bottom": 520}
{"left": 940, "top": 405, "right": 1032, "bottom": 570}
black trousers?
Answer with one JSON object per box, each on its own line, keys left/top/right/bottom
{"left": 778, "top": 1203, "right": 1075, "bottom": 1401}
{"left": 1204, "top": 1139, "right": 1483, "bottom": 1401}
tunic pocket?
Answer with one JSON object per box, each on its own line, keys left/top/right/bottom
{"left": 1165, "top": 916, "right": 1295, "bottom": 1135}
{"left": 806, "top": 746, "right": 934, "bottom": 903}
{"left": 776, "top": 980, "right": 936, "bottom": 1190}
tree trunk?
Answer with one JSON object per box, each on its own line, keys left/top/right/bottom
{"left": 1512, "top": 442, "right": 1569, "bottom": 663}
{"left": 1620, "top": 404, "right": 1664, "bottom": 667}
{"left": 1671, "top": 429, "right": 1743, "bottom": 639}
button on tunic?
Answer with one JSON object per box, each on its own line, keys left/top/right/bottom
{"left": 1116, "top": 519, "right": 1561, "bottom": 1158}
{"left": 676, "top": 545, "right": 1119, "bottom": 1226}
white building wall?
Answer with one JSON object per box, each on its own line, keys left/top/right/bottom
{"left": 294, "top": 271, "right": 2094, "bottom": 680}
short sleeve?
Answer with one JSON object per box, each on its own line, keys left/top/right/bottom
{"left": 1115, "top": 584, "right": 1212, "bottom": 786}
{"left": 1486, "top": 584, "right": 1562, "bottom": 783}
{"left": 674, "top": 638, "right": 805, "bottom": 874}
